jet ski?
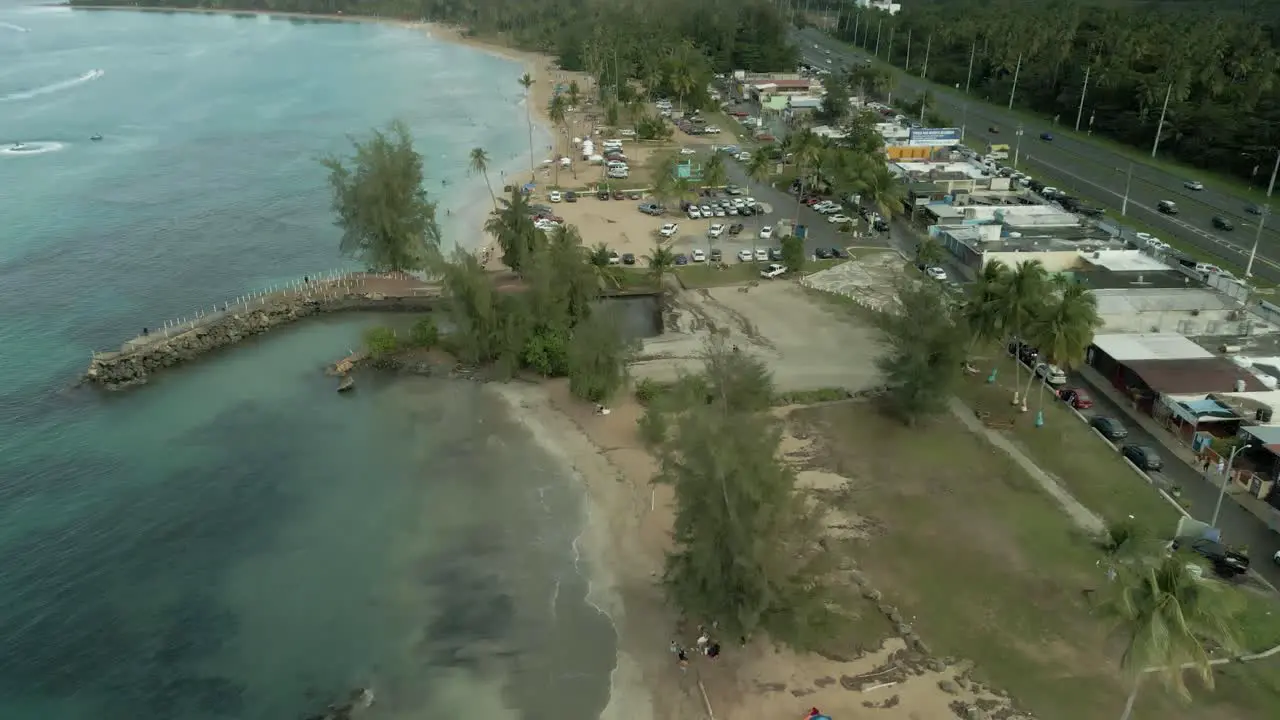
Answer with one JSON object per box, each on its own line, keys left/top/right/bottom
{"left": 90, "top": 134, "right": 103, "bottom": 141}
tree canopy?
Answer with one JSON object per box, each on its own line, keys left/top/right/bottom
{"left": 321, "top": 119, "right": 441, "bottom": 271}
{"left": 833, "top": 0, "right": 1280, "bottom": 184}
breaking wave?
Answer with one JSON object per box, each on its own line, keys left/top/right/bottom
{"left": 0, "top": 69, "right": 104, "bottom": 103}
{"left": 0, "top": 141, "right": 66, "bottom": 157}
{"left": 0, "top": 22, "right": 31, "bottom": 33}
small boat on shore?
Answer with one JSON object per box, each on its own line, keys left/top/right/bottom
{"left": 337, "top": 375, "right": 355, "bottom": 393}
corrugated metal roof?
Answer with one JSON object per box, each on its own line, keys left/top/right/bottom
{"left": 1126, "top": 358, "right": 1267, "bottom": 394}
{"left": 1092, "top": 333, "right": 1213, "bottom": 362}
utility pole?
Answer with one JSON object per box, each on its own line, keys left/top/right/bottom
{"left": 852, "top": 11, "right": 860, "bottom": 42}
{"left": 1247, "top": 205, "right": 1269, "bottom": 278}
{"left": 1245, "top": 151, "right": 1280, "bottom": 277}
{"left": 1013, "top": 125, "right": 1024, "bottom": 169}
{"left": 964, "top": 41, "right": 975, "bottom": 94}
{"left": 1151, "top": 82, "right": 1173, "bottom": 159}
{"left": 1075, "top": 66, "right": 1091, "bottom": 132}
{"left": 863, "top": 14, "right": 872, "bottom": 47}
{"left": 874, "top": 20, "right": 882, "bottom": 57}
{"left": 1007, "top": 54, "right": 1022, "bottom": 110}
{"left": 905, "top": 29, "right": 913, "bottom": 72}
{"left": 921, "top": 34, "right": 932, "bottom": 79}
{"left": 919, "top": 93, "right": 927, "bottom": 125}
{"left": 1121, "top": 162, "right": 1133, "bottom": 216}
{"left": 960, "top": 103, "right": 968, "bottom": 140}
{"left": 886, "top": 28, "right": 894, "bottom": 62}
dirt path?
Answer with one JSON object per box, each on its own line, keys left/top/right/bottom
{"left": 948, "top": 396, "right": 1106, "bottom": 535}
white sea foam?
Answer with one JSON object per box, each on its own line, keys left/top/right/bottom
{"left": 0, "top": 21, "right": 30, "bottom": 33}
{"left": 0, "top": 69, "right": 104, "bottom": 103}
{"left": 0, "top": 141, "right": 65, "bottom": 157}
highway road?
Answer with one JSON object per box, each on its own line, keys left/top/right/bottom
{"left": 793, "top": 27, "right": 1280, "bottom": 285}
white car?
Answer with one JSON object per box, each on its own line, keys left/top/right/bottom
{"left": 829, "top": 214, "right": 854, "bottom": 225}
{"left": 708, "top": 223, "right": 725, "bottom": 238}
{"left": 1184, "top": 180, "right": 1205, "bottom": 191}
{"left": 1040, "top": 186, "right": 1059, "bottom": 197}
{"left": 755, "top": 248, "right": 769, "bottom": 261}
{"left": 925, "top": 266, "right": 948, "bottom": 281}
{"left": 736, "top": 152, "right": 751, "bottom": 161}
{"left": 759, "top": 226, "right": 774, "bottom": 240}
{"left": 760, "top": 263, "right": 787, "bottom": 279}
{"left": 687, "top": 206, "right": 702, "bottom": 219}
{"left": 549, "top": 191, "right": 562, "bottom": 203}
{"left": 700, "top": 205, "right": 713, "bottom": 216}
{"left": 737, "top": 249, "right": 754, "bottom": 262}
{"left": 679, "top": 147, "right": 696, "bottom": 155}
{"left": 691, "top": 249, "right": 706, "bottom": 262}
{"left": 659, "top": 223, "right": 679, "bottom": 238}
{"left": 713, "top": 206, "right": 726, "bottom": 217}
{"left": 731, "top": 197, "right": 746, "bottom": 208}
{"left": 704, "top": 125, "right": 721, "bottom": 134}
{"left": 1035, "top": 363, "right": 1068, "bottom": 385}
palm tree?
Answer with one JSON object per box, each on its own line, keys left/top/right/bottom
{"left": 961, "top": 260, "right": 1010, "bottom": 355}
{"left": 994, "top": 260, "right": 1048, "bottom": 410}
{"left": 548, "top": 94, "right": 568, "bottom": 187}
{"left": 856, "top": 160, "right": 907, "bottom": 220}
{"left": 518, "top": 72, "right": 536, "bottom": 182}
{"left": 703, "top": 153, "right": 728, "bottom": 191}
{"left": 747, "top": 148, "right": 773, "bottom": 260}
{"left": 788, "top": 130, "right": 823, "bottom": 225}
{"left": 644, "top": 242, "right": 677, "bottom": 287}
{"left": 1026, "top": 280, "right": 1101, "bottom": 413}
{"left": 1099, "top": 553, "right": 1240, "bottom": 720}
{"left": 587, "top": 241, "right": 624, "bottom": 289}
{"left": 469, "top": 147, "right": 498, "bottom": 211}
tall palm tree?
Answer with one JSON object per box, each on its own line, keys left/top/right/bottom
{"left": 548, "top": 94, "right": 568, "bottom": 187}
{"left": 994, "top": 260, "right": 1048, "bottom": 410}
{"left": 587, "top": 241, "right": 625, "bottom": 289}
{"left": 469, "top": 147, "right": 498, "bottom": 211}
{"left": 518, "top": 72, "right": 536, "bottom": 182}
{"left": 1100, "top": 553, "right": 1240, "bottom": 720}
{"left": 856, "top": 159, "right": 907, "bottom": 220}
{"left": 788, "top": 130, "right": 823, "bottom": 225}
{"left": 1026, "top": 280, "right": 1101, "bottom": 412}
{"left": 703, "top": 153, "right": 728, "bottom": 190}
{"left": 644, "top": 242, "right": 677, "bottom": 287}
{"left": 747, "top": 148, "right": 773, "bottom": 260}
{"left": 962, "top": 260, "right": 1010, "bottom": 355}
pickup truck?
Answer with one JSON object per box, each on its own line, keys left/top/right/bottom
{"left": 1174, "top": 538, "right": 1250, "bottom": 578}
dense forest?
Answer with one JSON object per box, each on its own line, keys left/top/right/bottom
{"left": 827, "top": 0, "right": 1280, "bottom": 184}
{"left": 69, "top": 0, "right": 796, "bottom": 107}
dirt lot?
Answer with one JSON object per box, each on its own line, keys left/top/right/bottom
{"left": 630, "top": 281, "right": 884, "bottom": 393}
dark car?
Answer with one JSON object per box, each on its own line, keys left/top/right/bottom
{"left": 1058, "top": 387, "right": 1094, "bottom": 410}
{"left": 1212, "top": 215, "right": 1234, "bottom": 231}
{"left": 565, "top": 191, "right": 578, "bottom": 203}
{"left": 1157, "top": 200, "right": 1178, "bottom": 215}
{"left": 1007, "top": 339, "right": 1039, "bottom": 367}
{"left": 1173, "top": 538, "right": 1251, "bottom": 578}
{"left": 1090, "top": 416, "right": 1128, "bottom": 441}
{"left": 872, "top": 217, "right": 889, "bottom": 232}
{"left": 815, "top": 247, "right": 833, "bottom": 259}
{"left": 988, "top": 126, "right": 1000, "bottom": 134}
{"left": 1028, "top": 180, "right": 1045, "bottom": 192}
{"left": 1039, "top": 132, "right": 1053, "bottom": 141}
{"left": 830, "top": 247, "right": 847, "bottom": 258}
{"left": 769, "top": 247, "right": 783, "bottom": 261}
{"left": 1246, "top": 203, "right": 1264, "bottom": 215}
{"left": 674, "top": 254, "right": 689, "bottom": 265}
{"left": 597, "top": 190, "right": 610, "bottom": 200}
{"left": 612, "top": 190, "right": 625, "bottom": 200}
{"left": 1122, "top": 444, "right": 1163, "bottom": 471}
{"left": 709, "top": 248, "right": 723, "bottom": 262}
{"left": 621, "top": 253, "right": 636, "bottom": 265}
{"left": 728, "top": 223, "right": 744, "bottom": 235}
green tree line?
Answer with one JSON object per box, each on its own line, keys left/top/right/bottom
{"left": 72, "top": 0, "right": 797, "bottom": 108}
{"left": 833, "top": 0, "right": 1280, "bottom": 185}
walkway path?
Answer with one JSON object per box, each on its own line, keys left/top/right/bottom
{"left": 948, "top": 396, "right": 1107, "bottom": 535}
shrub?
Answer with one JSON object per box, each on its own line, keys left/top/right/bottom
{"left": 363, "top": 326, "right": 400, "bottom": 359}
{"left": 409, "top": 317, "right": 439, "bottom": 348}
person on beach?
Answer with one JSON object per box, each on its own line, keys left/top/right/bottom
{"left": 677, "top": 648, "right": 689, "bottom": 672}
{"left": 707, "top": 642, "right": 721, "bottom": 659}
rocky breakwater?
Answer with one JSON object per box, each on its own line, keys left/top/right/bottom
{"left": 85, "top": 286, "right": 441, "bottom": 390}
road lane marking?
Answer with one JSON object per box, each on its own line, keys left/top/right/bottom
{"left": 1024, "top": 156, "right": 1280, "bottom": 274}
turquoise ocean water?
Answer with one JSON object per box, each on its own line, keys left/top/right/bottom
{"left": 0, "top": 5, "right": 616, "bottom": 719}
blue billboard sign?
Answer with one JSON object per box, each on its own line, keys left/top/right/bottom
{"left": 907, "top": 127, "right": 962, "bottom": 146}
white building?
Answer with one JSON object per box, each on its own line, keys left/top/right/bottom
{"left": 856, "top": 0, "right": 902, "bottom": 15}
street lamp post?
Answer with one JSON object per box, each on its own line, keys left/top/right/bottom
{"left": 1007, "top": 54, "right": 1022, "bottom": 110}
{"left": 921, "top": 34, "right": 932, "bottom": 79}
{"left": 1075, "top": 66, "right": 1091, "bottom": 133}
{"left": 1247, "top": 204, "right": 1269, "bottom": 278}
{"left": 1151, "top": 83, "right": 1173, "bottom": 159}
{"left": 874, "top": 20, "right": 882, "bottom": 57}
{"left": 960, "top": 103, "right": 968, "bottom": 140}
{"left": 1211, "top": 443, "right": 1255, "bottom": 527}
{"left": 1121, "top": 162, "right": 1134, "bottom": 216}
{"left": 964, "top": 41, "right": 976, "bottom": 94}
{"left": 1013, "top": 125, "right": 1025, "bottom": 169}
{"left": 852, "top": 11, "right": 860, "bottom": 41}
{"left": 904, "top": 29, "right": 912, "bottom": 72}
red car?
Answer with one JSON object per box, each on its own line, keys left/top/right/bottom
{"left": 1058, "top": 387, "right": 1093, "bottom": 410}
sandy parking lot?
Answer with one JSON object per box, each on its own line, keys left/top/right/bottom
{"left": 631, "top": 281, "right": 884, "bottom": 393}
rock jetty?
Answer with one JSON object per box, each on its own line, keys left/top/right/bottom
{"left": 85, "top": 278, "right": 441, "bottom": 390}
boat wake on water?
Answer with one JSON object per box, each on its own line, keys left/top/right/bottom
{"left": 0, "top": 22, "right": 31, "bottom": 33}
{"left": 0, "top": 69, "right": 105, "bottom": 103}
{"left": 1, "top": 141, "right": 65, "bottom": 157}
